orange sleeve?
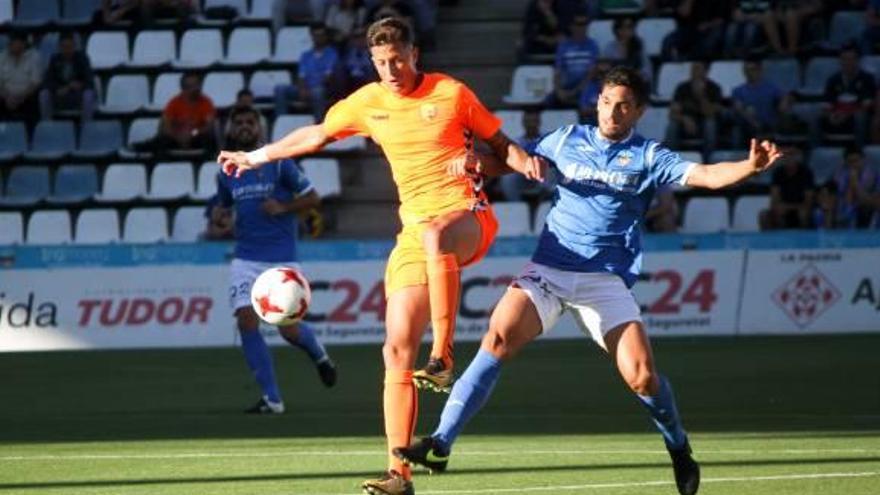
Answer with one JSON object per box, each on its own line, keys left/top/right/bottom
{"left": 322, "top": 94, "right": 370, "bottom": 139}
{"left": 457, "top": 83, "right": 502, "bottom": 140}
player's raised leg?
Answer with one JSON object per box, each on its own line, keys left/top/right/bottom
{"left": 279, "top": 322, "right": 337, "bottom": 387}
{"left": 396, "top": 286, "right": 543, "bottom": 472}
{"left": 362, "top": 286, "right": 429, "bottom": 495}
{"left": 236, "top": 306, "right": 285, "bottom": 414}
{"left": 414, "top": 209, "right": 489, "bottom": 393}
{"left": 605, "top": 322, "right": 700, "bottom": 495}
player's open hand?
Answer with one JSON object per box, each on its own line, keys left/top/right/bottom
{"left": 748, "top": 138, "right": 783, "bottom": 174}
{"left": 217, "top": 150, "right": 254, "bottom": 178}
{"left": 447, "top": 151, "right": 482, "bottom": 178}
{"left": 522, "top": 155, "right": 548, "bottom": 182}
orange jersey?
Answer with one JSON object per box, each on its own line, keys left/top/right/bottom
{"left": 322, "top": 72, "right": 502, "bottom": 225}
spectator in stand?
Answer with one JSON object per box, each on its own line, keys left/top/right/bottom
{"left": 99, "top": 0, "right": 196, "bottom": 25}
{"left": 498, "top": 109, "right": 554, "bottom": 201}
{"left": 760, "top": 145, "right": 814, "bottom": 229}
{"left": 522, "top": 0, "right": 564, "bottom": 57}
{"left": 326, "top": 0, "right": 367, "bottom": 46}
{"left": 577, "top": 58, "right": 611, "bottom": 125}
{"left": 135, "top": 72, "right": 217, "bottom": 155}
{"left": 548, "top": 14, "right": 599, "bottom": 107}
{"left": 225, "top": 89, "right": 268, "bottom": 142}
{"left": 274, "top": 23, "right": 340, "bottom": 120}
{"left": 821, "top": 45, "right": 875, "bottom": 147}
{"left": 602, "top": 17, "right": 651, "bottom": 84}
{"left": 725, "top": 0, "right": 784, "bottom": 58}
{"left": 774, "top": 0, "right": 822, "bottom": 55}
{"left": 644, "top": 186, "right": 679, "bottom": 233}
{"left": 203, "top": 193, "right": 235, "bottom": 240}
{"left": 730, "top": 57, "right": 792, "bottom": 147}
{"left": 342, "top": 26, "right": 376, "bottom": 93}
{"left": 663, "top": 0, "right": 732, "bottom": 61}
{"left": 367, "top": 0, "right": 415, "bottom": 26}
{"left": 865, "top": 0, "right": 880, "bottom": 54}
{"left": 666, "top": 60, "right": 724, "bottom": 153}
{"left": 38, "top": 33, "right": 96, "bottom": 121}
{"left": 0, "top": 32, "right": 42, "bottom": 123}
{"left": 813, "top": 180, "right": 842, "bottom": 229}
{"left": 833, "top": 146, "right": 878, "bottom": 228}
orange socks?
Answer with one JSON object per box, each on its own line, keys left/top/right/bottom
{"left": 384, "top": 369, "right": 417, "bottom": 478}
{"left": 427, "top": 253, "right": 461, "bottom": 368}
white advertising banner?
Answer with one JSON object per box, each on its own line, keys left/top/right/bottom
{"left": 739, "top": 249, "right": 880, "bottom": 334}
{"left": 634, "top": 250, "right": 744, "bottom": 336}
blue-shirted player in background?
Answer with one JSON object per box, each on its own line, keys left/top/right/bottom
{"left": 394, "top": 66, "right": 783, "bottom": 495}
{"left": 215, "top": 106, "right": 337, "bottom": 414}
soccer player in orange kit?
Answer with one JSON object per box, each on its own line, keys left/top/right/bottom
{"left": 217, "top": 17, "right": 543, "bottom": 495}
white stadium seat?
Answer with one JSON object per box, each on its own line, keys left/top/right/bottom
{"left": 808, "top": 146, "right": 844, "bottom": 184}
{"left": 27, "top": 210, "right": 72, "bottom": 244}
{"left": 175, "top": 29, "right": 223, "bottom": 68}
{"left": 0, "top": 211, "right": 24, "bottom": 244}
{"left": 95, "top": 163, "right": 148, "bottom": 202}
{"left": 75, "top": 208, "right": 120, "bottom": 244}
{"left": 87, "top": 31, "right": 129, "bottom": 69}
{"left": 300, "top": 158, "right": 342, "bottom": 198}
{"left": 203, "top": 71, "right": 245, "bottom": 108}
{"left": 708, "top": 60, "right": 745, "bottom": 98}
{"left": 171, "top": 206, "right": 206, "bottom": 242}
{"left": 496, "top": 110, "right": 525, "bottom": 141}
{"left": 493, "top": 201, "right": 531, "bottom": 237}
{"left": 147, "top": 162, "right": 195, "bottom": 200}
{"left": 801, "top": 57, "right": 838, "bottom": 97}
{"left": 636, "top": 106, "right": 669, "bottom": 143}
{"left": 502, "top": 65, "right": 554, "bottom": 105}
{"left": 731, "top": 195, "right": 769, "bottom": 232}
{"left": 129, "top": 30, "right": 176, "bottom": 68}
{"left": 655, "top": 62, "right": 691, "bottom": 102}
{"left": 272, "top": 26, "right": 312, "bottom": 64}
{"left": 249, "top": 70, "right": 292, "bottom": 99}
{"left": 226, "top": 27, "right": 271, "bottom": 65}
{"left": 149, "top": 72, "right": 183, "bottom": 112}
{"left": 101, "top": 75, "right": 149, "bottom": 114}
{"left": 272, "top": 114, "right": 315, "bottom": 141}
{"left": 540, "top": 109, "right": 578, "bottom": 135}
{"left": 124, "top": 208, "right": 168, "bottom": 243}
{"left": 682, "top": 197, "right": 730, "bottom": 233}
{"left": 636, "top": 17, "right": 675, "bottom": 57}
{"left": 193, "top": 161, "right": 219, "bottom": 200}
{"left": 126, "top": 118, "right": 160, "bottom": 149}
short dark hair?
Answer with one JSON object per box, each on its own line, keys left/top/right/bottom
{"left": 58, "top": 32, "right": 76, "bottom": 44}
{"left": 601, "top": 66, "right": 649, "bottom": 107}
{"left": 236, "top": 88, "right": 253, "bottom": 99}
{"left": 228, "top": 105, "right": 261, "bottom": 123}
{"left": 367, "top": 17, "right": 415, "bottom": 48}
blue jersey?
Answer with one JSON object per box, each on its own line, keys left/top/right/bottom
{"left": 217, "top": 159, "right": 314, "bottom": 262}
{"left": 531, "top": 125, "right": 695, "bottom": 287}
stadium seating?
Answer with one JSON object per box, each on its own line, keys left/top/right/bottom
{"left": 708, "top": 60, "right": 745, "bottom": 98}
{"left": 709, "top": 149, "right": 749, "bottom": 164}
{"left": 496, "top": 110, "right": 525, "bottom": 140}
{"left": 48, "top": 164, "right": 98, "bottom": 204}
{"left": 246, "top": 0, "right": 274, "bottom": 20}
{"left": 124, "top": 208, "right": 169, "bottom": 243}
{"left": 204, "top": 0, "right": 247, "bottom": 17}
{"left": 2, "top": 166, "right": 50, "bottom": 206}
{"left": 272, "top": 114, "right": 315, "bottom": 141}
{"left": 60, "top": 0, "right": 101, "bottom": 27}
{"left": 75, "top": 208, "right": 121, "bottom": 244}
{"left": 801, "top": 57, "right": 838, "bottom": 97}
{"left": 249, "top": 70, "right": 293, "bottom": 100}
{"left": 808, "top": 146, "right": 844, "bottom": 184}
{"left": 502, "top": 65, "right": 554, "bottom": 105}
{"left": 532, "top": 200, "right": 553, "bottom": 235}
{"left": 325, "top": 136, "right": 367, "bottom": 151}
{"left": 126, "top": 118, "right": 160, "bottom": 149}
{"left": 678, "top": 151, "right": 703, "bottom": 164}
{"left": 203, "top": 71, "right": 245, "bottom": 107}
{"left": 26, "top": 121, "right": 76, "bottom": 161}
{"left": 828, "top": 11, "right": 866, "bottom": 49}
{"left": 0, "top": 0, "right": 12, "bottom": 25}
{"left": 149, "top": 73, "right": 183, "bottom": 112}
{"left": 0, "top": 121, "right": 28, "bottom": 161}
{"left": 763, "top": 58, "right": 801, "bottom": 94}
{"left": 86, "top": 31, "right": 130, "bottom": 69}
{"left": 636, "top": 106, "right": 669, "bottom": 143}
{"left": 540, "top": 109, "right": 578, "bottom": 134}
{"left": 101, "top": 75, "right": 150, "bottom": 114}
{"left": 147, "top": 162, "right": 195, "bottom": 200}
{"left": 129, "top": 30, "right": 176, "bottom": 68}
{"left": 682, "top": 197, "right": 730, "bottom": 233}
{"left": 272, "top": 26, "right": 312, "bottom": 64}
{"left": 864, "top": 145, "right": 880, "bottom": 168}
{"left": 655, "top": 62, "right": 691, "bottom": 102}
{"left": 95, "top": 163, "right": 148, "bottom": 202}
{"left": 588, "top": 20, "right": 615, "bottom": 50}
{"left": 863, "top": 55, "right": 880, "bottom": 81}
{"left": 171, "top": 206, "right": 207, "bottom": 242}
{"left": 27, "top": 210, "right": 73, "bottom": 244}
{"left": 636, "top": 17, "right": 675, "bottom": 57}
{"left": 193, "top": 162, "right": 219, "bottom": 200}
{"left": 493, "top": 201, "right": 532, "bottom": 237}
{"left": 226, "top": 27, "right": 271, "bottom": 65}
{"left": 13, "top": 0, "right": 61, "bottom": 27}
{"left": 731, "top": 195, "right": 769, "bottom": 232}
{"left": 0, "top": 212, "right": 23, "bottom": 245}
{"left": 175, "top": 29, "right": 224, "bottom": 68}
{"left": 74, "top": 120, "right": 123, "bottom": 159}
{"left": 300, "top": 158, "right": 342, "bottom": 198}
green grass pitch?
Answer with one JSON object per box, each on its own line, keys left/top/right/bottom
{"left": 1, "top": 334, "right": 878, "bottom": 494}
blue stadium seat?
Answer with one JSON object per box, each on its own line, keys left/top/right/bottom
{"left": 683, "top": 197, "right": 730, "bottom": 233}
{"left": 808, "top": 146, "right": 844, "bottom": 184}
{"left": 86, "top": 31, "right": 130, "bottom": 69}
{"left": 27, "top": 210, "right": 72, "bottom": 244}
{"left": 13, "top": 0, "right": 60, "bottom": 27}
{"left": 635, "top": 106, "right": 669, "bottom": 142}
{"left": 101, "top": 75, "right": 150, "bottom": 114}
{"left": 75, "top": 208, "right": 120, "bottom": 244}
{"left": 25, "top": 121, "right": 76, "bottom": 161}
{"left": 636, "top": 17, "right": 676, "bottom": 57}
{"left": 48, "top": 164, "right": 98, "bottom": 204}
{"left": 74, "top": 120, "right": 123, "bottom": 159}
{"left": 2, "top": 166, "right": 51, "bottom": 206}
{"left": 0, "top": 121, "right": 28, "bottom": 161}
{"left": 655, "top": 62, "right": 691, "bottom": 102}
{"left": 128, "top": 30, "right": 176, "bottom": 68}
{"left": 708, "top": 60, "right": 745, "bottom": 98}
{"left": 828, "top": 11, "right": 866, "bottom": 49}
{"left": 60, "top": 0, "right": 101, "bottom": 26}
{"left": 763, "top": 58, "right": 801, "bottom": 94}
{"left": 0, "top": 212, "right": 24, "bottom": 245}
{"left": 0, "top": 0, "right": 12, "bottom": 24}
{"left": 800, "top": 57, "right": 838, "bottom": 97}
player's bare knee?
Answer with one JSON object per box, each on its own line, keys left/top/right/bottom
{"left": 382, "top": 341, "right": 414, "bottom": 368}
{"left": 482, "top": 329, "right": 514, "bottom": 360}
{"left": 625, "top": 366, "right": 656, "bottom": 396}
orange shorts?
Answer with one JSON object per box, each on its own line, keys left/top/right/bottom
{"left": 384, "top": 206, "right": 499, "bottom": 297}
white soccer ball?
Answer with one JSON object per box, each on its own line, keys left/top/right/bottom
{"left": 250, "top": 266, "right": 311, "bottom": 326}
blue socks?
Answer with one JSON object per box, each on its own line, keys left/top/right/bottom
{"left": 240, "top": 329, "right": 281, "bottom": 403}
{"left": 288, "top": 322, "right": 329, "bottom": 364}
{"left": 432, "top": 349, "right": 502, "bottom": 454}
{"left": 637, "top": 374, "right": 687, "bottom": 450}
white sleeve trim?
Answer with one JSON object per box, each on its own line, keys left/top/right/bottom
{"left": 295, "top": 184, "right": 316, "bottom": 197}
{"left": 552, "top": 125, "right": 575, "bottom": 159}
{"left": 679, "top": 162, "right": 697, "bottom": 186}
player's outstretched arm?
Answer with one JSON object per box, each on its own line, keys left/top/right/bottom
{"left": 685, "top": 138, "right": 784, "bottom": 190}
{"left": 483, "top": 131, "right": 546, "bottom": 181}
{"left": 217, "top": 124, "right": 335, "bottom": 177}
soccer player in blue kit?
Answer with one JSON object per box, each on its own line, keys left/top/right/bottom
{"left": 394, "top": 67, "right": 783, "bottom": 495}
{"left": 216, "top": 106, "right": 337, "bottom": 414}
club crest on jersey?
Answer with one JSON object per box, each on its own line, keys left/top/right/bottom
{"left": 420, "top": 104, "right": 437, "bottom": 121}
{"left": 617, "top": 150, "right": 634, "bottom": 166}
